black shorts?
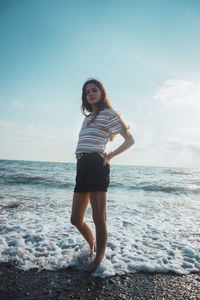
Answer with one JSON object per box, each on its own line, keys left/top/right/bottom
{"left": 74, "top": 152, "right": 110, "bottom": 193}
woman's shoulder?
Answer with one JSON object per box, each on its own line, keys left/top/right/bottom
{"left": 103, "top": 108, "right": 121, "bottom": 122}
{"left": 101, "top": 107, "right": 117, "bottom": 117}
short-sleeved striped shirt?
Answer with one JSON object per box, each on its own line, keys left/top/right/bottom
{"left": 75, "top": 108, "right": 124, "bottom": 157}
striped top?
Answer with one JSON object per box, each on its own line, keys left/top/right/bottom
{"left": 75, "top": 108, "right": 124, "bottom": 157}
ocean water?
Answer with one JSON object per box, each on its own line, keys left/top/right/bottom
{"left": 0, "top": 159, "right": 200, "bottom": 278}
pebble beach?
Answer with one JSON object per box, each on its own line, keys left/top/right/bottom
{"left": 0, "top": 262, "right": 200, "bottom": 299}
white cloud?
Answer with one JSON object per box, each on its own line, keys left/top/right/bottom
{"left": 0, "top": 120, "right": 43, "bottom": 139}
{"left": 0, "top": 120, "right": 21, "bottom": 130}
{"left": 0, "top": 120, "right": 66, "bottom": 141}
{"left": 0, "top": 120, "right": 75, "bottom": 162}
{"left": 153, "top": 78, "right": 200, "bottom": 108}
{"left": 130, "top": 126, "right": 200, "bottom": 168}
{"left": 11, "top": 101, "right": 25, "bottom": 109}
{"left": 167, "top": 127, "right": 200, "bottom": 156}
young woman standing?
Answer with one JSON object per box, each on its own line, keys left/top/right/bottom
{"left": 70, "top": 79, "right": 134, "bottom": 272}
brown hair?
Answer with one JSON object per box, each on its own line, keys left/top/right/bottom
{"left": 81, "top": 78, "right": 130, "bottom": 141}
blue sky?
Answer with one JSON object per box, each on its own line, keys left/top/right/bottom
{"left": 1, "top": 0, "right": 200, "bottom": 167}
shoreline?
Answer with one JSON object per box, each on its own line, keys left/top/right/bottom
{"left": 0, "top": 263, "right": 199, "bottom": 299}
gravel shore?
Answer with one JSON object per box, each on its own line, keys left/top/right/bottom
{"left": 0, "top": 263, "right": 200, "bottom": 299}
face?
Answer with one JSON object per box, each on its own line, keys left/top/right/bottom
{"left": 85, "top": 83, "right": 101, "bottom": 105}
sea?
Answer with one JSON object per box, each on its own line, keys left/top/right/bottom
{"left": 0, "top": 159, "right": 200, "bottom": 278}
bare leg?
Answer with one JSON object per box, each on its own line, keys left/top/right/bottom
{"left": 70, "top": 192, "right": 95, "bottom": 251}
{"left": 82, "top": 191, "right": 107, "bottom": 272}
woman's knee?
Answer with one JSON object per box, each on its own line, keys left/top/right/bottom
{"left": 92, "top": 214, "right": 106, "bottom": 226}
{"left": 70, "top": 215, "right": 82, "bottom": 227}
{"left": 70, "top": 192, "right": 89, "bottom": 227}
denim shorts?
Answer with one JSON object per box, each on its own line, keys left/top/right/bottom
{"left": 74, "top": 152, "right": 110, "bottom": 193}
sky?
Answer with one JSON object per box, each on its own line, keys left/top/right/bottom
{"left": 1, "top": 0, "right": 200, "bottom": 168}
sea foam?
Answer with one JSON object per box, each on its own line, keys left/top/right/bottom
{"left": 0, "top": 160, "right": 200, "bottom": 277}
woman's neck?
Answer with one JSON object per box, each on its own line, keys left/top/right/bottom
{"left": 91, "top": 104, "right": 98, "bottom": 114}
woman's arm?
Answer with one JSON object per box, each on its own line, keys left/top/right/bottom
{"left": 105, "top": 130, "right": 135, "bottom": 164}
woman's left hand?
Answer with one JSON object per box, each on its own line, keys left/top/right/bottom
{"left": 103, "top": 152, "right": 113, "bottom": 165}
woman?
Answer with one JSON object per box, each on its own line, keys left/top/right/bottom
{"left": 70, "top": 78, "right": 134, "bottom": 272}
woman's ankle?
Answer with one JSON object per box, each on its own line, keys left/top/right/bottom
{"left": 94, "top": 255, "right": 104, "bottom": 264}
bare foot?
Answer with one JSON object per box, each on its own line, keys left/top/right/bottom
{"left": 81, "top": 259, "right": 101, "bottom": 272}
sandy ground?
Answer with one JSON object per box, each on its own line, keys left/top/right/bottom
{"left": 0, "top": 263, "right": 200, "bottom": 299}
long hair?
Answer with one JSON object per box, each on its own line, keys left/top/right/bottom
{"left": 81, "top": 78, "right": 130, "bottom": 141}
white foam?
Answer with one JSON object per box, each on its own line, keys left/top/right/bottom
{"left": 0, "top": 184, "right": 200, "bottom": 277}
